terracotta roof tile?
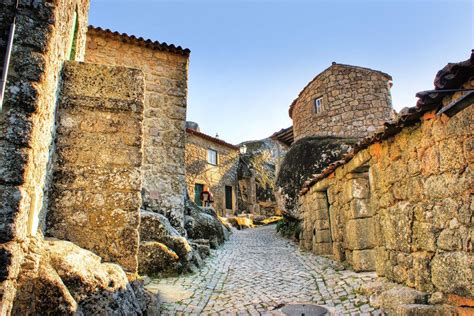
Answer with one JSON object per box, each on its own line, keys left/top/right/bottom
{"left": 88, "top": 26, "right": 190, "bottom": 56}
{"left": 186, "top": 128, "right": 239, "bottom": 150}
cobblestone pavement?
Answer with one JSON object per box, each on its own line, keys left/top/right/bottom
{"left": 146, "top": 225, "right": 383, "bottom": 315}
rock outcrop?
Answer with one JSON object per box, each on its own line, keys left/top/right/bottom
{"left": 137, "top": 202, "right": 230, "bottom": 276}
{"left": 184, "top": 199, "right": 228, "bottom": 248}
{"left": 12, "top": 239, "right": 158, "bottom": 315}
{"left": 275, "top": 136, "right": 357, "bottom": 219}
{"left": 238, "top": 138, "right": 287, "bottom": 216}
{"left": 359, "top": 278, "right": 457, "bottom": 315}
{"left": 139, "top": 211, "right": 193, "bottom": 275}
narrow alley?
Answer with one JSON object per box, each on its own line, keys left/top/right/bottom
{"left": 147, "top": 226, "right": 381, "bottom": 315}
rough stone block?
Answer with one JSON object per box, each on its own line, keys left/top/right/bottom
{"left": 382, "top": 202, "right": 414, "bottom": 252}
{"left": 431, "top": 252, "right": 473, "bottom": 297}
{"left": 375, "top": 246, "right": 388, "bottom": 276}
{"left": 315, "top": 230, "right": 332, "bottom": 243}
{"left": 352, "top": 249, "right": 376, "bottom": 271}
{"left": 412, "top": 252, "right": 434, "bottom": 293}
{"left": 46, "top": 61, "right": 145, "bottom": 273}
{"left": 412, "top": 222, "right": 438, "bottom": 252}
{"left": 396, "top": 304, "right": 456, "bottom": 316}
{"left": 378, "top": 286, "right": 428, "bottom": 314}
{"left": 349, "top": 198, "right": 373, "bottom": 219}
{"left": 138, "top": 241, "right": 180, "bottom": 275}
{"left": 344, "top": 218, "right": 376, "bottom": 250}
{"left": 312, "top": 243, "right": 333, "bottom": 256}
{"left": 314, "top": 219, "right": 330, "bottom": 230}
{"left": 332, "top": 242, "right": 345, "bottom": 262}
{"left": 62, "top": 62, "right": 145, "bottom": 100}
{"left": 314, "top": 207, "right": 329, "bottom": 220}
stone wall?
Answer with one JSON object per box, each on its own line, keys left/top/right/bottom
{"left": 300, "top": 98, "right": 473, "bottom": 300}
{"left": 0, "top": 1, "right": 89, "bottom": 314}
{"left": 46, "top": 61, "right": 145, "bottom": 273}
{"left": 290, "top": 63, "right": 394, "bottom": 141}
{"left": 185, "top": 132, "right": 239, "bottom": 216}
{"left": 85, "top": 29, "right": 189, "bottom": 232}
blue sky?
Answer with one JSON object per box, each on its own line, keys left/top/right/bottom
{"left": 89, "top": 0, "right": 473, "bottom": 144}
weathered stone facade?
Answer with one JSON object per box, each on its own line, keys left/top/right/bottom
{"left": 289, "top": 63, "right": 394, "bottom": 141}
{"left": 299, "top": 59, "right": 473, "bottom": 312}
{"left": 0, "top": 1, "right": 89, "bottom": 313}
{"left": 85, "top": 27, "right": 189, "bottom": 231}
{"left": 0, "top": 1, "right": 192, "bottom": 313}
{"left": 46, "top": 61, "right": 145, "bottom": 273}
{"left": 185, "top": 128, "right": 239, "bottom": 216}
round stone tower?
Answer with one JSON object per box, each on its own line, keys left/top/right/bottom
{"left": 289, "top": 63, "right": 394, "bottom": 141}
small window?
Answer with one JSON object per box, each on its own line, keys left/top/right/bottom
{"left": 314, "top": 97, "right": 323, "bottom": 114}
{"left": 207, "top": 149, "right": 218, "bottom": 165}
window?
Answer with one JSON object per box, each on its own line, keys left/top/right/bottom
{"left": 314, "top": 97, "right": 323, "bottom": 114}
{"left": 207, "top": 149, "right": 218, "bottom": 165}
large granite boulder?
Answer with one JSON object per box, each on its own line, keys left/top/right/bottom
{"left": 140, "top": 210, "right": 181, "bottom": 241}
{"left": 30, "top": 261, "right": 78, "bottom": 315}
{"left": 45, "top": 239, "right": 156, "bottom": 315}
{"left": 184, "top": 199, "right": 226, "bottom": 248}
{"left": 139, "top": 211, "right": 194, "bottom": 274}
{"left": 276, "top": 136, "right": 357, "bottom": 220}
{"left": 12, "top": 239, "right": 157, "bottom": 315}
{"left": 138, "top": 241, "right": 181, "bottom": 276}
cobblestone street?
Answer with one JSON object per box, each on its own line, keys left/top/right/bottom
{"left": 146, "top": 225, "right": 382, "bottom": 315}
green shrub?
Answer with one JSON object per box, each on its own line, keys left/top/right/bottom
{"left": 276, "top": 217, "right": 301, "bottom": 241}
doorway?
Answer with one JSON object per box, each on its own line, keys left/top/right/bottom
{"left": 225, "top": 186, "right": 233, "bottom": 210}
{"left": 194, "top": 183, "right": 204, "bottom": 206}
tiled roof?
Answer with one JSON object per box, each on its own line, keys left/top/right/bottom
{"left": 186, "top": 128, "right": 239, "bottom": 150}
{"left": 299, "top": 51, "right": 474, "bottom": 196}
{"left": 288, "top": 62, "right": 392, "bottom": 118}
{"left": 270, "top": 126, "right": 294, "bottom": 146}
{"left": 88, "top": 26, "right": 190, "bottom": 56}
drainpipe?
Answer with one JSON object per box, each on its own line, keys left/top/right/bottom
{"left": 0, "top": 0, "right": 19, "bottom": 112}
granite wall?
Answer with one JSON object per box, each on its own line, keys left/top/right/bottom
{"left": 290, "top": 63, "right": 394, "bottom": 141}
{"left": 85, "top": 29, "right": 189, "bottom": 232}
{"left": 0, "top": 1, "right": 89, "bottom": 314}
{"left": 300, "top": 93, "right": 473, "bottom": 302}
{"left": 46, "top": 61, "right": 145, "bottom": 273}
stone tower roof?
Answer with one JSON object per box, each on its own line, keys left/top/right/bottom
{"left": 288, "top": 63, "right": 392, "bottom": 118}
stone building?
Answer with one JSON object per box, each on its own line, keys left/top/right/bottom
{"left": 85, "top": 26, "right": 190, "bottom": 232}
{"left": 185, "top": 124, "right": 239, "bottom": 216}
{"left": 0, "top": 1, "right": 91, "bottom": 313}
{"left": 298, "top": 54, "right": 473, "bottom": 314}
{"left": 0, "top": 1, "right": 196, "bottom": 313}
{"left": 289, "top": 62, "right": 395, "bottom": 141}
{"left": 274, "top": 63, "right": 396, "bottom": 223}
